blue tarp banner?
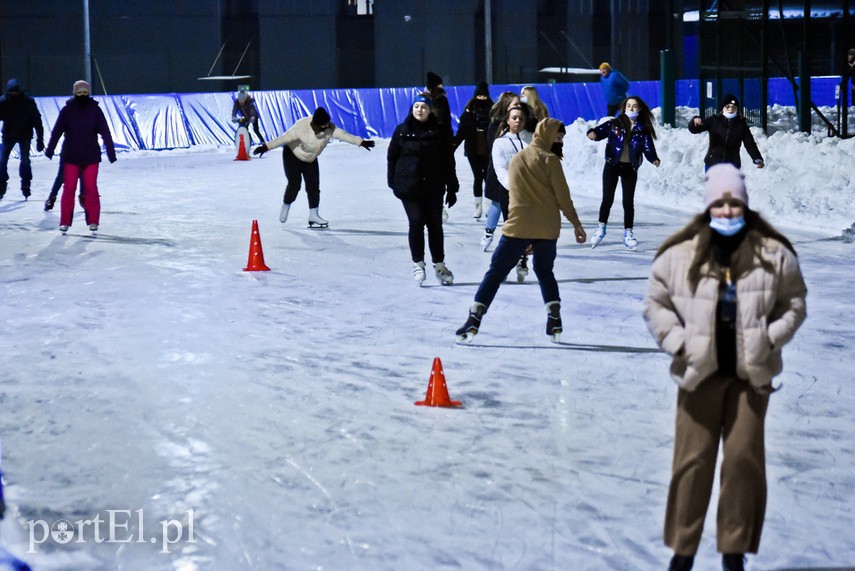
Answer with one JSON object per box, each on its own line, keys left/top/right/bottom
{"left": 16, "top": 76, "right": 847, "bottom": 156}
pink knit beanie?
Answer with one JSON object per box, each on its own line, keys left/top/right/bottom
{"left": 703, "top": 163, "right": 748, "bottom": 209}
{"left": 73, "top": 80, "right": 90, "bottom": 94}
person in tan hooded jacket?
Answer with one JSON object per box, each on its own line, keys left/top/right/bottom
{"left": 456, "top": 118, "right": 586, "bottom": 343}
{"left": 643, "top": 163, "right": 807, "bottom": 571}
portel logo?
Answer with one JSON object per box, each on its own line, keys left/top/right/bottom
{"left": 26, "top": 509, "right": 195, "bottom": 554}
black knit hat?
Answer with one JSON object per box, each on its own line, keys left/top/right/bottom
{"left": 719, "top": 94, "right": 740, "bottom": 111}
{"left": 474, "top": 81, "right": 489, "bottom": 97}
{"left": 426, "top": 71, "right": 443, "bottom": 90}
{"left": 312, "top": 107, "right": 331, "bottom": 126}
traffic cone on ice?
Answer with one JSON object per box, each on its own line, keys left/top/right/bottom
{"left": 243, "top": 219, "right": 270, "bottom": 271}
{"left": 415, "top": 357, "right": 462, "bottom": 407}
{"left": 235, "top": 133, "right": 250, "bottom": 161}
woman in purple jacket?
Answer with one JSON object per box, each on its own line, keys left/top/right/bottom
{"left": 586, "top": 95, "right": 660, "bottom": 251}
{"left": 44, "top": 80, "right": 116, "bottom": 234}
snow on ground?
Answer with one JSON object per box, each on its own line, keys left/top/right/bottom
{"left": 0, "top": 109, "right": 853, "bottom": 570}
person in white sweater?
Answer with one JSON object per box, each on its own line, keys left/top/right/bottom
{"left": 254, "top": 107, "right": 375, "bottom": 227}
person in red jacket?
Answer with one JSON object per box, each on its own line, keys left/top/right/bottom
{"left": 44, "top": 80, "right": 117, "bottom": 234}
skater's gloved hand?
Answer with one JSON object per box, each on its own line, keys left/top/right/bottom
{"left": 360, "top": 140, "right": 375, "bottom": 151}
{"left": 37, "top": 139, "right": 45, "bottom": 152}
{"left": 44, "top": 148, "right": 53, "bottom": 159}
{"left": 445, "top": 190, "right": 457, "bottom": 208}
{"left": 109, "top": 156, "right": 117, "bottom": 164}
{"left": 253, "top": 144, "right": 269, "bottom": 157}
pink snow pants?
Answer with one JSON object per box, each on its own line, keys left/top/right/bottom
{"left": 60, "top": 163, "right": 99, "bottom": 227}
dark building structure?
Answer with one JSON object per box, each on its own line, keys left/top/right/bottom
{"left": 0, "top": 1, "right": 850, "bottom": 97}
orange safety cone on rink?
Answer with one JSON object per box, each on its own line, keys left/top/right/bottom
{"left": 415, "top": 357, "right": 462, "bottom": 407}
{"left": 243, "top": 219, "right": 271, "bottom": 271}
{"left": 235, "top": 133, "right": 250, "bottom": 161}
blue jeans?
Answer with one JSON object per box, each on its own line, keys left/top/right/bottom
{"left": 474, "top": 235, "right": 560, "bottom": 308}
{"left": 0, "top": 138, "right": 32, "bottom": 189}
{"left": 484, "top": 200, "right": 502, "bottom": 231}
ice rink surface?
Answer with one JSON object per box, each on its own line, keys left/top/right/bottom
{"left": 0, "top": 116, "right": 853, "bottom": 570}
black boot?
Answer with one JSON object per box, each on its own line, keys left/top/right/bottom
{"left": 44, "top": 195, "right": 56, "bottom": 211}
{"left": 455, "top": 303, "right": 487, "bottom": 342}
{"left": 21, "top": 184, "right": 31, "bottom": 199}
{"left": 722, "top": 554, "right": 745, "bottom": 571}
{"left": 668, "top": 554, "right": 694, "bottom": 571}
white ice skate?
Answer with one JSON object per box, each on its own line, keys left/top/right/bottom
{"left": 413, "top": 261, "right": 426, "bottom": 286}
{"left": 516, "top": 256, "right": 528, "bottom": 283}
{"left": 480, "top": 229, "right": 494, "bottom": 251}
{"left": 308, "top": 207, "right": 328, "bottom": 228}
{"left": 590, "top": 222, "right": 606, "bottom": 249}
{"left": 473, "top": 198, "right": 482, "bottom": 219}
{"left": 623, "top": 228, "right": 638, "bottom": 251}
{"left": 279, "top": 203, "right": 290, "bottom": 223}
{"left": 59, "top": 225, "right": 69, "bottom": 235}
{"left": 434, "top": 262, "right": 454, "bottom": 286}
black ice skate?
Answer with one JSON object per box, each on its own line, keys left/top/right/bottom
{"left": 455, "top": 303, "right": 487, "bottom": 343}
{"left": 545, "top": 301, "right": 562, "bottom": 343}
{"left": 516, "top": 255, "right": 529, "bottom": 282}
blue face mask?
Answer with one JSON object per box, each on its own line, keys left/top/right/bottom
{"left": 625, "top": 111, "right": 639, "bottom": 120}
{"left": 710, "top": 215, "right": 745, "bottom": 236}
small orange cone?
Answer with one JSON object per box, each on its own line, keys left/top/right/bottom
{"left": 243, "top": 219, "right": 271, "bottom": 271}
{"left": 235, "top": 133, "right": 250, "bottom": 161}
{"left": 415, "top": 357, "right": 462, "bottom": 407}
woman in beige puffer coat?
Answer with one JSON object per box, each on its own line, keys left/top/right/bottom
{"left": 643, "top": 164, "right": 807, "bottom": 571}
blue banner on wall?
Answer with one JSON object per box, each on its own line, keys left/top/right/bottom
{"left": 23, "top": 77, "right": 846, "bottom": 155}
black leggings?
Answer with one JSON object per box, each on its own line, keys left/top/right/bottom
{"left": 598, "top": 162, "right": 638, "bottom": 228}
{"left": 467, "top": 155, "right": 489, "bottom": 198}
{"left": 401, "top": 193, "right": 445, "bottom": 264}
{"left": 282, "top": 146, "right": 321, "bottom": 208}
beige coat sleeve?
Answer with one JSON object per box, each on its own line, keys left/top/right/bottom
{"left": 643, "top": 251, "right": 687, "bottom": 356}
{"left": 547, "top": 155, "right": 581, "bottom": 228}
{"left": 767, "top": 247, "right": 807, "bottom": 350}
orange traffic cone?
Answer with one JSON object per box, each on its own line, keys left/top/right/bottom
{"left": 243, "top": 219, "right": 271, "bottom": 271}
{"left": 235, "top": 133, "right": 250, "bottom": 161}
{"left": 415, "top": 357, "right": 462, "bottom": 407}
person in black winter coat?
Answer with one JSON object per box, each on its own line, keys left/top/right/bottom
{"left": 0, "top": 78, "right": 44, "bottom": 200}
{"left": 453, "top": 81, "right": 493, "bottom": 219}
{"left": 426, "top": 71, "right": 453, "bottom": 143}
{"left": 388, "top": 93, "right": 459, "bottom": 286}
{"left": 689, "top": 94, "right": 764, "bottom": 171}
{"left": 231, "top": 86, "right": 263, "bottom": 144}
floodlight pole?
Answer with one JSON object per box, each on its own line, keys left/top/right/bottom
{"left": 83, "top": 0, "right": 92, "bottom": 85}
{"left": 485, "top": 0, "right": 493, "bottom": 84}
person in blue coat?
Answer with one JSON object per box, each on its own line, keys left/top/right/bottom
{"left": 587, "top": 95, "right": 660, "bottom": 251}
{"left": 599, "top": 62, "right": 630, "bottom": 117}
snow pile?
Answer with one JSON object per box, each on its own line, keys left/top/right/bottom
{"left": 562, "top": 107, "right": 854, "bottom": 235}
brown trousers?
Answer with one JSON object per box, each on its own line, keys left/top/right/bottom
{"left": 664, "top": 374, "right": 770, "bottom": 556}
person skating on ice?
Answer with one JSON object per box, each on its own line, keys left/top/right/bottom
{"left": 0, "top": 78, "right": 44, "bottom": 201}
{"left": 643, "top": 163, "right": 806, "bottom": 571}
{"left": 688, "top": 94, "right": 764, "bottom": 171}
{"left": 231, "top": 86, "right": 264, "bottom": 144}
{"left": 253, "top": 107, "right": 374, "bottom": 228}
{"left": 453, "top": 81, "right": 493, "bottom": 220}
{"left": 387, "top": 93, "right": 459, "bottom": 286}
{"left": 44, "top": 80, "right": 117, "bottom": 234}
{"left": 586, "top": 95, "right": 660, "bottom": 251}
{"left": 483, "top": 105, "right": 532, "bottom": 253}
{"left": 456, "top": 119, "right": 586, "bottom": 343}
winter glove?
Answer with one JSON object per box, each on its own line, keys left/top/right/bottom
{"left": 360, "top": 140, "right": 375, "bottom": 151}
{"left": 36, "top": 139, "right": 45, "bottom": 152}
{"left": 445, "top": 190, "right": 457, "bottom": 208}
{"left": 109, "top": 156, "right": 117, "bottom": 164}
{"left": 44, "top": 148, "right": 53, "bottom": 160}
{"left": 253, "top": 144, "right": 269, "bottom": 157}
